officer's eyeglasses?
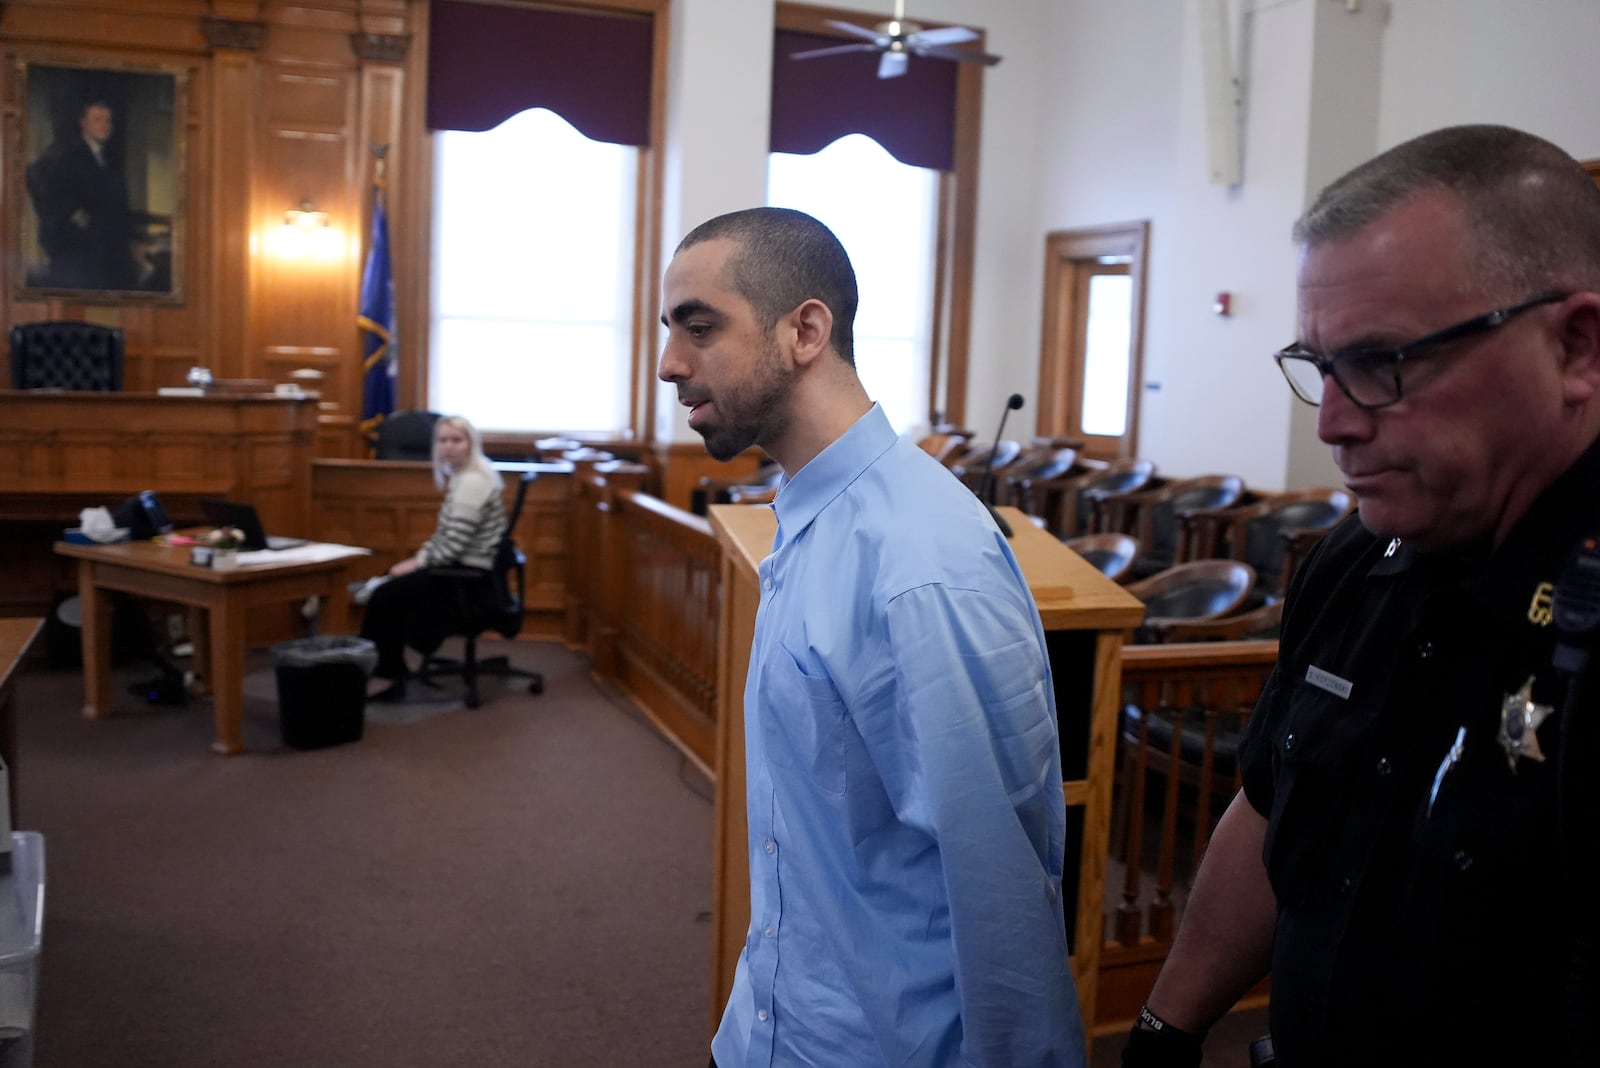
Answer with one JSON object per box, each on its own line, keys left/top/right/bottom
{"left": 1274, "top": 292, "right": 1570, "bottom": 410}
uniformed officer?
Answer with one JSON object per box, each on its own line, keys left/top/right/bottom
{"left": 1124, "top": 124, "right": 1600, "bottom": 1067}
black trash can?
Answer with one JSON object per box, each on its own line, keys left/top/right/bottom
{"left": 271, "top": 636, "right": 378, "bottom": 750}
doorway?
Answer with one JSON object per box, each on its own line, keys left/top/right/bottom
{"left": 1036, "top": 222, "right": 1148, "bottom": 461}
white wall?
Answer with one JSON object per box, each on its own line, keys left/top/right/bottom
{"left": 1027, "top": 0, "right": 1185, "bottom": 455}
{"left": 655, "top": 0, "right": 776, "bottom": 441}
{"left": 1138, "top": 0, "right": 1316, "bottom": 491}
{"left": 1028, "top": 0, "right": 1600, "bottom": 491}
{"left": 1379, "top": 0, "right": 1600, "bottom": 158}
{"left": 653, "top": 0, "right": 1600, "bottom": 477}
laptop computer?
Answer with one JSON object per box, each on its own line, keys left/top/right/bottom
{"left": 199, "top": 498, "right": 309, "bottom": 552}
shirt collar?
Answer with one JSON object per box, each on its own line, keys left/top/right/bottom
{"left": 1366, "top": 434, "right": 1600, "bottom": 621}
{"left": 771, "top": 404, "right": 895, "bottom": 545}
{"left": 1461, "top": 432, "right": 1600, "bottom": 625}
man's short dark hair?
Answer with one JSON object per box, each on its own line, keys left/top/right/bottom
{"left": 677, "top": 206, "right": 859, "bottom": 366}
{"left": 1294, "top": 124, "right": 1600, "bottom": 297}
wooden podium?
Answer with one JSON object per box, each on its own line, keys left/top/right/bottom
{"left": 707, "top": 504, "right": 1146, "bottom": 1039}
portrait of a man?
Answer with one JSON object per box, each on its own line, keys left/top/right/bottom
{"left": 15, "top": 62, "right": 185, "bottom": 301}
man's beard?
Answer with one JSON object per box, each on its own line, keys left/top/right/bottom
{"left": 697, "top": 335, "right": 795, "bottom": 462}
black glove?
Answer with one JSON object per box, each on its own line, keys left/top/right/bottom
{"left": 1121, "top": 1012, "right": 1204, "bottom": 1068}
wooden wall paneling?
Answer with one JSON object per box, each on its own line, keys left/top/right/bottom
{"left": 136, "top": 43, "right": 210, "bottom": 391}
{"left": 0, "top": 392, "right": 315, "bottom": 615}
{"left": 522, "top": 477, "right": 574, "bottom": 623}
{"left": 0, "top": 1, "right": 213, "bottom": 53}
{"left": 652, "top": 441, "right": 764, "bottom": 514}
{"left": 255, "top": 3, "right": 367, "bottom": 452}
{"left": 257, "top": 65, "right": 358, "bottom": 380}
{"left": 315, "top": 407, "right": 359, "bottom": 457}
{"left": 209, "top": 44, "right": 259, "bottom": 383}
{"left": 564, "top": 470, "right": 602, "bottom": 649}
{"left": 308, "top": 458, "right": 571, "bottom": 637}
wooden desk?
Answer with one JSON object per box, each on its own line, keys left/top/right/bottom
{"left": 707, "top": 504, "right": 1146, "bottom": 1041}
{"left": 54, "top": 540, "right": 368, "bottom": 755}
{"left": 0, "top": 618, "right": 42, "bottom": 821}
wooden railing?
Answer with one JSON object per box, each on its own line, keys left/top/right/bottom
{"left": 567, "top": 469, "right": 722, "bottom": 774}
{"left": 563, "top": 472, "right": 1282, "bottom": 1030}
{"left": 1093, "top": 640, "right": 1278, "bottom": 1029}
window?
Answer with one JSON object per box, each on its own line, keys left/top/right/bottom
{"left": 1081, "top": 271, "right": 1133, "bottom": 436}
{"left": 429, "top": 109, "right": 638, "bottom": 433}
{"left": 767, "top": 134, "right": 939, "bottom": 434}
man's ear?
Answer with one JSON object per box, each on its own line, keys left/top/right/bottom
{"left": 1558, "top": 294, "right": 1600, "bottom": 405}
{"left": 789, "top": 298, "right": 834, "bottom": 368}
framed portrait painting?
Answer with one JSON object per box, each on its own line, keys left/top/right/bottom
{"left": 13, "top": 59, "right": 187, "bottom": 303}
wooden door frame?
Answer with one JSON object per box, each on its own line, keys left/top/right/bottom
{"left": 1036, "top": 221, "right": 1149, "bottom": 460}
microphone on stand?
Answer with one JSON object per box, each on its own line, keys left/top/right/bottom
{"left": 975, "top": 393, "right": 1025, "bottom": 538}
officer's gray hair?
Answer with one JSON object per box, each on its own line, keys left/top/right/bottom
{"left": 1294, "top": 124, "right": 1600, "bottom": 298}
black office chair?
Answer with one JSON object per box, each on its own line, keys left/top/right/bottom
{"left": 373, "top": 409, "right": 442, "bottom": 460}
{"left": 8, "top": 320, "right": 124, "bottom": 390}
{"left": 415, "top": 470, "right": 545, "bottom": 708}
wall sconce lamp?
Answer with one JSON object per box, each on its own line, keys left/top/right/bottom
{"left": 271, "top": 199, "right": 342, "bottom": 262}
{"left": 284, "top": 199, "right": 329, "bottom": 230}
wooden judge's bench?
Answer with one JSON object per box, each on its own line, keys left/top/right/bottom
{"left": 0, "top": 390, "right": 319, "bottom": 616}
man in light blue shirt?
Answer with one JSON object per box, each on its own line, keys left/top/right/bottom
{"left": 660, "top": 207, "right": 1085, "bottom": 1067}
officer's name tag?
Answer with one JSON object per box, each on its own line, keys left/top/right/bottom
{"left": 1305, "top": 665, "right": 1353, "bottom": 700}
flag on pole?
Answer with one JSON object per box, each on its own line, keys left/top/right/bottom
{"left": 358, "top": 172, "right": 397, "bottom": 441}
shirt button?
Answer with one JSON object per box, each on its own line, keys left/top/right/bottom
{"left": 764, "top": 925, "right": 775, "bottom": 938}
{"left": 1417, "top": 640, "right": 1435, "bottom": 659}
{"left": 1283, "top": 732, "right": 1296, "bottom": 753}
{"left": 764, "top": 839, "right": 775, "bottom": 855}
{"left": 1375, "top": 757, "right": 1392, "bottom": 776}
{"left": 1338, "top": 876, "right": 1353, "bottom": 895}
{"left": 758, "top": 1009, "right": 769, "bottom": 1022}
{"left": 1455, "top": 850, "right": 1474, "bottom": 871}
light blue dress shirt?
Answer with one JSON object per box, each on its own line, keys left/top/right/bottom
{"left": 713, "top": 405, "right": 1085, "bottom": 1068}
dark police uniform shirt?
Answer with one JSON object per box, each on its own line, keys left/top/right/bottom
{"left": 1239, "top": 440, "right": 1600, "bottom": 1066}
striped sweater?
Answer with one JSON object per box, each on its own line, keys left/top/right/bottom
{"left": 417, "top": 468, "right": 506, "bottom": 570}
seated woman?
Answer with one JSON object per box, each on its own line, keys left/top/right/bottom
{"left": 361, "top": 414, "right": 507, "bottom": 702}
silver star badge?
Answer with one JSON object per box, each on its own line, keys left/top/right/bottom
{"left": 1497, "top": 676, "right": 1553, "bottom": 773}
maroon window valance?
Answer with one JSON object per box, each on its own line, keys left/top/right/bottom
{"left": 770, "top": 29, "right": 957, "bottom": 172}
{"left": 428, "top": 1, "right": 653, "bottom": 147}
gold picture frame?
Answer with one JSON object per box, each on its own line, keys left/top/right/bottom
{"left": 14, "top": 58, "right": 187, "bottom": 304}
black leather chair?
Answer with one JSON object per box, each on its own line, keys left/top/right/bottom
{"left": 1125, "top": 559, "right": 1256, "bottom": 642}
{"left": 691, "top": 460, "right": 783, "bottom": 516}
{"left": 999, "top": 445, "right": 1076, "bottom": 509}
{"left": 8, "top": 320, "right": 124, "bottom": 390}
{"left": 951, "top": 439, "right": 1024, "bottom": 503}
{"left": 414, "top": 470, "right": 545, "bottom": 708}
{"left": 1106, "top": 475, "right": 1247, "bottom": 580}
{"left": 1034, "top": 457, "right": 1156, "bottom": 537}
{"left": 373, "top": 409, "right": 442, "bottom": 461}
{"left": 1062, "top": 532, "right": 1139, "bottom": 583}
{"left": 1202, "top": 488, "right": 1353, "bottom": 600}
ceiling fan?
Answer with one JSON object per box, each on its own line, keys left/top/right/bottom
{"left": 790, "top": 1, "right": 1002, "bottom": 80}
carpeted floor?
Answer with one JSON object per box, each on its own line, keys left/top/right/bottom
{"left": 12, "top": 639, "right": 715, "bottom": 1067}
{"left": 11, "top": 637, "right": 1273, "bottom": 1067}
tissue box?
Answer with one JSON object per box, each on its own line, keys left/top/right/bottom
{"left": 62, "top": 528, "right": 130, "bottom": 545}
